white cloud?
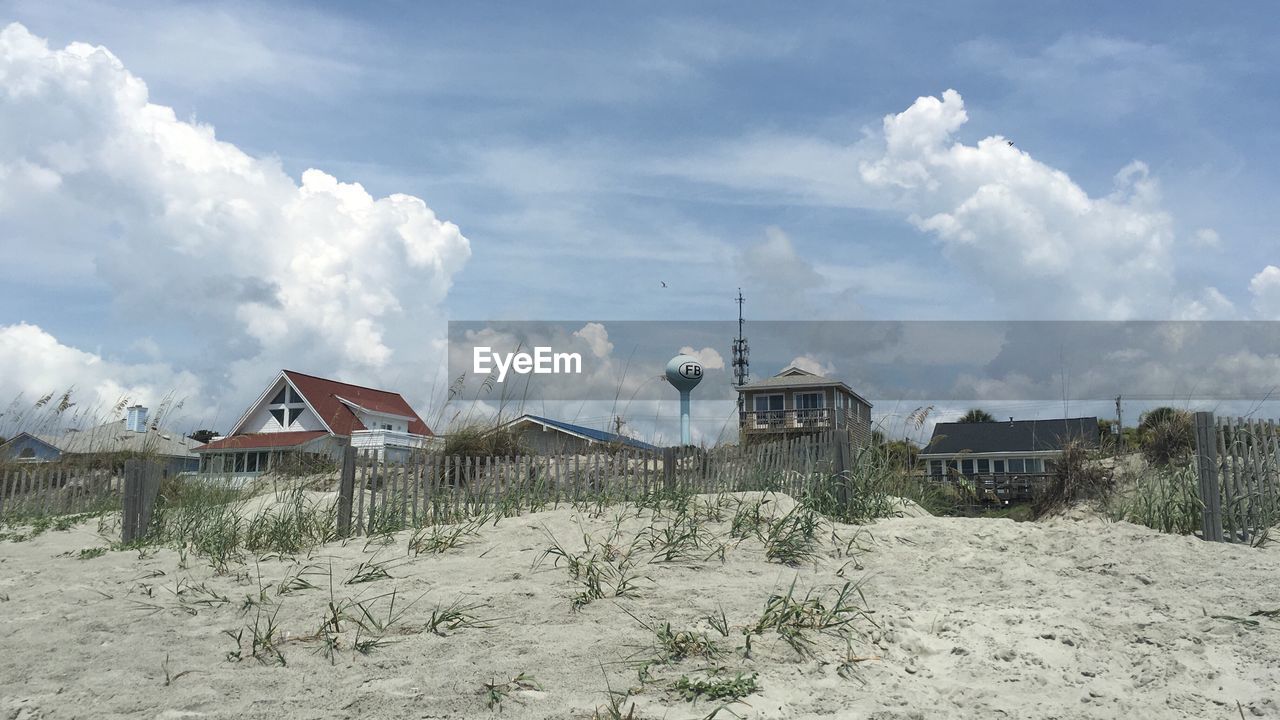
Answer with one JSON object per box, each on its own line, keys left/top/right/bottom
{"left": 0, "top": 322, "right": 202, "bottom": 423}
{"left": 0, "top": 24, "right": 470, "bottom": 417}
{"left": 1191, "top": 228, "right": 1221, "bottom": 248}
{"left": 678, "top": 346, "right": 725, "bottom": 370}
{"left": 859, "top": 89, "right": 1198, "bottom": 319}
{"left": 1250, "top": 266, "right": 1280, "bottom": 319}
{"left": 573, "top": 323, "right": 614, "bottom": 359}
{"left": 787, "top": 355, "right": 835, "bottom": 377}
{"left": 734, "top": 227, "right": 829, "bottom": 316}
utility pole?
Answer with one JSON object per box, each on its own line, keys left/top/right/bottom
{"left": 1115, "top": 394, "right": 1124, "bottom": 454}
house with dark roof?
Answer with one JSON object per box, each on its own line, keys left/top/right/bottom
{"left": 195, "top": 370, "right": 434, "bottom": 473}
{"left": 0, "top": 405, "right": 200, "bottom": 477}
{"left": 497, "top": 414, "right": 659, "bottom": 454}
{"left": 919, "top": 416, "right": 1099, "bottom": 478}
{"left": 735, "top": 367, "right": 873, "bottom": 446}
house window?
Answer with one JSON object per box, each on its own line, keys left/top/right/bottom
{"left": 19, "top": 447, "right": 35, "bottom": 459}
{"left": 267, "top": 384, "right": 307, "bottom": 429}
{"left": 795, "top": 392, "right": 824, "bottom": 424}
{"left": 1008, "top": 458, "right": 1025, "bottom": 473}
{"left": 929, "top": 460, "right": 943, "bottom": 476}
{"left": 976, "top": 458, "right": 990, "bottom": 474}
{"left": 1026, "top": 458, "right": 1043, "bottom": 473}
{"left": 753, "top": 394, "right": 784, "bottom": 425}
{"left": 961, "top": 458, "right": 975, "bottom": 475}
{"left": 993, "top": 459, "right": 1006, "bottom": 473}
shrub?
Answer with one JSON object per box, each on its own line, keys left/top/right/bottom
{"left": 1138, "top": 408, "right": 1194, "bottom": 466}
{"left": 1032, "top": 441, "right": 1112, "bottom": 517}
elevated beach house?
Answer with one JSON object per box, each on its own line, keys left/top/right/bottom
{"left": 0, "top": 405, "right": 200, "bottom": 477}
{"left": 195, "top": 370, "right": 433, "bottom": 474}
{"left": 918, "top": 416, "right": 1100, "bottom": 478}
{"left": 497, "top": 414, "right": 659, "bottom": 454}
{"left": 735, "top": 367, "right": 873, "bottom": 446}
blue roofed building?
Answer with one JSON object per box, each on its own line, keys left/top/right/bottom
{"left": 496, "top": 414, "right": 659, "bottom": 454}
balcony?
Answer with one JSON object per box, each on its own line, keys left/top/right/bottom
{"left": 350, "top": 429, "right": 431, "bottom": 451}
{"left": 740, "top": 408, "right": 838, "bottom": 433}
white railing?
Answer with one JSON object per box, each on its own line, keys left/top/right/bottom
{"left": 350, "top": 429, "right": 430, "bottom": 450}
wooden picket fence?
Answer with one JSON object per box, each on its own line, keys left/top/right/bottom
{"left": 336, "top": 432, "right": 847, "bottom": 537}
{"left": 0, "top": 462, "right": 126, "bottom": 520}
{"left": 1, "top": 458, "right": 164, "bottom": 542}
{"left": 1192, "top": 412, "right": 1280, "bottom": 543}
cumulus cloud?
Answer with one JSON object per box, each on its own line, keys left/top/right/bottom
{"left": 573, "top": 323, "right": 614, "bottom": 359}
{"left": 678, "top": 346, "right": 725, "bottom": 370}
{"left": 0, "top": 24, "right": 469, "bottom": 419}
{"left": 857, "top": 89, "right": 1223, "bottom": 319}
{"left": 0, "top": 322, "right": 202, "bottom": 420}
{"left": 786, "top": 355, "right": 835, "bottom": 377}
{"left": 1250, "top": 266, "right": 1280, "bottom": 319}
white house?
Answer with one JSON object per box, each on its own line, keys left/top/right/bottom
{"left": 195, "top": 370, "right": 434, "bottom": 474}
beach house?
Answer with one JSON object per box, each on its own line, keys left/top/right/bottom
{"left": 195, "top": 370, "right": 433, "bottom": 473}
{"left": 918, "top": 416, "right": 1100, "bottom": 478}
{"left": 735, "top": 366, "right": 873, "bottom": 446}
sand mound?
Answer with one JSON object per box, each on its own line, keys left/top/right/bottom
{"left": 2, "top": 494, "right": 1277, "bottom": 719}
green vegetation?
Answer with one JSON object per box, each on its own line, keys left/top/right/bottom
{"left": 1137, "top": 407, "right": 1194, "bottom": 466}
{"left": 673, "top": 672, "right": 759, "bottom": 703}
{"left": 958, "top": 408, "right": 996, "bottom": 423}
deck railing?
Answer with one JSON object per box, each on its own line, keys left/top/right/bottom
{"left": 740, "top": 408, "right": 836, "bottom": 432}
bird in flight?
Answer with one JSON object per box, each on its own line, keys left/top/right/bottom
{"left": 660, "top": 281, "right": 668, "bottom": 288}
{"left": 1006, "top": 140, "right": 1015, "bottom": 147}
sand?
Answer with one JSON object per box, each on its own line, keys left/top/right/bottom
{"left": 1, "top": 493, "right": 1278, "bottom": 720}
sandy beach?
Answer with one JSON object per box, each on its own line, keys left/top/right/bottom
{"left": 2, "top": 493, "right": 1278, "bottom": 720}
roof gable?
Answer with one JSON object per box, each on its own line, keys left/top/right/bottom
{"left": 229, "top": 370, "right": 433, "bottom": 438}
{"left": 284, "top": 371, "right": 433, "bottom": 436}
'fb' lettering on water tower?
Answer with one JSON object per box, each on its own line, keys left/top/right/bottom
{"left": 665, "top": 354, "right": 703, "bottom": 446}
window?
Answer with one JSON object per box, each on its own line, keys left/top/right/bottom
{"left": 19, "top": 447, "right": 35, "bottom": 459}
{"left": 976, "top": 458, "right": 990, "bottom": 474}
{"left": 795, "top": 392, "right": 824, "bottom": 424}
{"left": 961, "top": 458, "right": 975, "bottom": 475}
{"left": 267, "top": 383, "right": 307, "bottom": 428}
{"left": 993, "top": 459, "right": 1006, "bottom": 473}
{"left": 1007, "top": 458, "right": 1025, "bottom": 473}
{"left": 1026, "top": 458, "right": 1043, "bottom": 473}
{"left": 753, "top": 394, "right": 784, "bottom": 426}
{"left": 929, "top": 460, "right": 944, "bottom": 476}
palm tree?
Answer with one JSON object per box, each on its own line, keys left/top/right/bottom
{"left": 958, "top": 408, "right": 996, "bottom": 423}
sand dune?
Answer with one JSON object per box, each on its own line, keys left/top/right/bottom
{"left": 1, "top": 493, "right": 1277, "bottom": 719}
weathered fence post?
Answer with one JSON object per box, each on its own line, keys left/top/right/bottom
{"left": 834, "top": 439, "right": 850, "bottom": 510}
{"left": 121, "top": 459, "right": 160, "bottom": 544}
{"left": 121, "top": 459, "right": 140, "bottom": 543}
{"left": 336, "top": 444, "right": 356, "bottom": 538}
{"left": 1193, "top": 411, "right": 1224, "bottom": 542}
{"left": 662, "top": 446, "right": 676, "bottom": 492}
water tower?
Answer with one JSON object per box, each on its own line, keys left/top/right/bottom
{"left": 665, "top": 354, "right": 703, "bottom": 445}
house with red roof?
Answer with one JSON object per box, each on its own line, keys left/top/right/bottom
{"left": 195, "top": 370, "right": 434, "bottom": 474}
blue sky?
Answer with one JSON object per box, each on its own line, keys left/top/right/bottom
{"left": 1, "top": 1, "right": 1279, "bottom": 435}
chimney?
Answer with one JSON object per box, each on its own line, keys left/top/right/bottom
{"left": 127, "top": 405, "right": 148, "bottom": 433}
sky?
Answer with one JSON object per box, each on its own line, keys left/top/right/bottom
{"left": 1, "top": 1, "right": 1279, "bottom": 441}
